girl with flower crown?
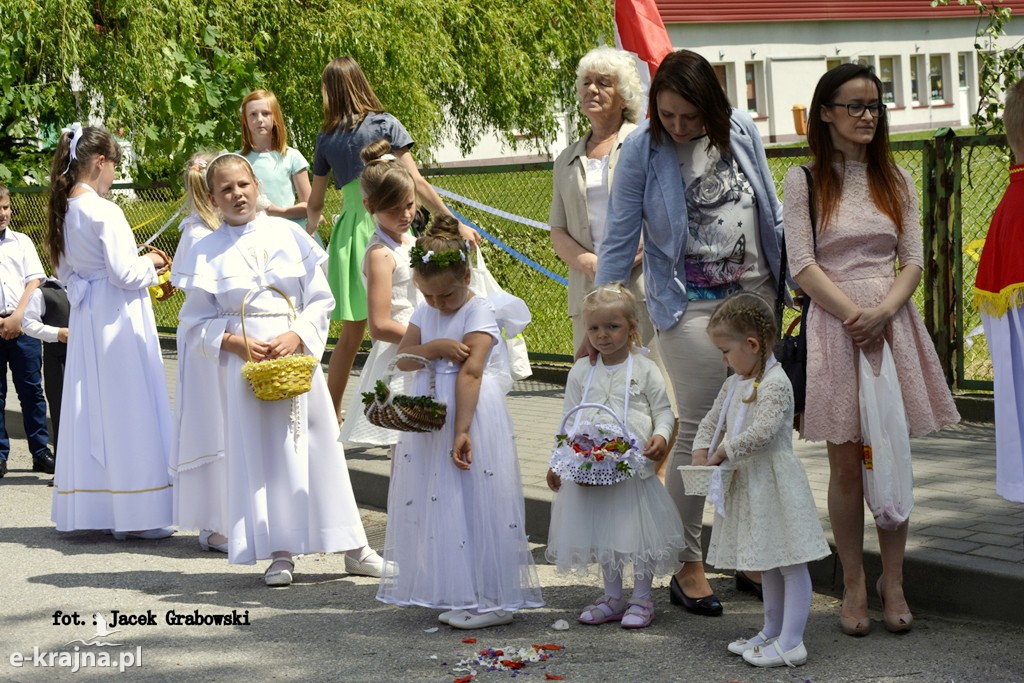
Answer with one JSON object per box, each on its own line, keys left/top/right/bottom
{"left": 376, "top": 215, "right": 543, "bottom": 629}
{"left": 545, "top": 283, "right": 684, "bottom": 629}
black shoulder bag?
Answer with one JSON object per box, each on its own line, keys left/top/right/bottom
{"left": 775, "top": 166, "right": 817, "bottom": 415}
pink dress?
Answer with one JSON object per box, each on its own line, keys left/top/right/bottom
{"left": 783, "top": 162, "right": 959, "bottom": 443}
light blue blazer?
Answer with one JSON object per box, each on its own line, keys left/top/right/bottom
{"left": 595, "top": 108, "right": 785, "bottom": 330}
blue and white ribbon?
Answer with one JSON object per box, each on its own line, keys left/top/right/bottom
{"left": 433, "top": 185, "right": 550, "bottom": 231}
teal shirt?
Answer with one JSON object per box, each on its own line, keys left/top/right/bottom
{"left": 243, "top": 147, "right": 309, "bottom": 229}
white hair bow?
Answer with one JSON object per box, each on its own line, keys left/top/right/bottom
{"left": 61, "top": 122, "right": 84, "bottom": 175}
{"left": 380, "top": 153, "right": 397, "bottom": 162}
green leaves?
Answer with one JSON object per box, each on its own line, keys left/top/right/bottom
{"left": 2, "top": 0, "right": 608, "bottom": 184}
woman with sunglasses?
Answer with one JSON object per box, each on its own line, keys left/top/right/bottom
{"left": 783, "top": 64, "right": 958, "bottom": 636}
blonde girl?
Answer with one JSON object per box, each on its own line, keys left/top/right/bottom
{"left": 239, "top": 89, "right": 318, "bottom": 242}
{"left": 170, "top": 152, "right": 228, "bottom": 553}
{"left": 174, "top": 152, "right": 384, "bottom": 586}
{"left": 47, "top": 124, "right": 174, "bottom": 539}
{"left": 546, "top": 284, "right": 683, "bottom": 630}
{"left": 696, "top": 292, "right": 829, "bottom": 668}
{"left": 376, "top": 216, "right": 542, "bottom": 629}
{"left": 306, "top": 56, "right": 479, "bottom": 423}
{"left": 338, "top": 139, "right": 422, "bottom": 448}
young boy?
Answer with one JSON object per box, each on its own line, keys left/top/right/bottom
{"left": 22, "top": 278, "right": 69, "bottom": 456}
{"left": 0, "top": 185, "right": 52, "bottom": 479}
{"left": 974, "top": 78, "right": 1024, "bottom": 503}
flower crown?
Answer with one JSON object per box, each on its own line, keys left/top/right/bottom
{"left": 409, "top": 244, "right": 467, "bottom": 269}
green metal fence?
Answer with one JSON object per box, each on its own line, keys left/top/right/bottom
{"left": 3, "top": 131, "right": 1003, "bottom": 391}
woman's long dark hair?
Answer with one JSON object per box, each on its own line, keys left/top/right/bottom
{"left": 46, "top": 127, "right": 121, "bottom": 267}
{"left": 648, "top": 49, "right": 732, "bottom": 154}
{"left": 806, "top": 63, "right": 908, "bottom": 233}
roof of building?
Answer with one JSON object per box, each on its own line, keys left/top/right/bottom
{"left": 656, "top": 0, "right": 1024, "bottom": 23}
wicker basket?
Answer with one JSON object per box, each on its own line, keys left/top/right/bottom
{"left": 139, "top": 244, "right": 177, "bottom": 303}
{"left": 678, "top": 465, "right": 735, "bottom": 497}
{"left": 239, "top": 285, "right": 318, "bottom": 401}
{"left": 362, "top": 354, "right": 447, "bottom": 433}
{"left": 549, "top": 403, "right": 646, "bottom": 486}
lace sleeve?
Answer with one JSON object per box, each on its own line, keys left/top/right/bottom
{"left": 693, "top": 378, "right": 732, "bottom": 452}
{"left": 724, "top": 374, "right": 793, "bottom": 461}
{"left": 896, "top": 167, "right": 924, "bottom": 270}
{"left": 782, "top": 167, "right": 816, "bottom": 277}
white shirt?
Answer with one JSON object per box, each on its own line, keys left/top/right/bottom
{"left": 0, "top": 229, "right": 45, "bottom": 314}
{"left": 22, "top": 286, "right": 62, "bottom": 343}
{"left": 583, "top": 155, "right": 611, "bottom": 254}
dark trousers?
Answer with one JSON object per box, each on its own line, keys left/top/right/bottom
{"left": 0, "top": 333, "right": 50, "bottom": 460}
{"left": 43, "top": 346, "right": 65, "bottom": 450}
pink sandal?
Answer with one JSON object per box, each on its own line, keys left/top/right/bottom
{"left": 577, "top": 595, "right": 627, "bottom": 625}
{"left": 621, "top": 597, "right": 655, "bottom": 629}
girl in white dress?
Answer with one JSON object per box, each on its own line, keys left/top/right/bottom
{"left": 376, "top": 217, "right": 543, "bottom": 629}
{"left": 546, "top": 284, "right": 684, "bottom": 629}
{"left": 46, "top": 124, "right": 174, "bottom": 539}
{"left": 174, "top": 153, "right": 383, "bottom": 586}
{"left": 170, "top": 152, "right": 229, "bottom": 553}
{"left": 695, "top": 292, "right": 830, "bottom": 668}
{"left": 338, "top": 140, "right": 422, "bottom": 448}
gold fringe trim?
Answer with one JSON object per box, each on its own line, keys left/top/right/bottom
{"left": 974, "top": 283, "right": 1024, "bottom": 318}
{"left": 56, "top": 484, "right": 173, "bottom": 496}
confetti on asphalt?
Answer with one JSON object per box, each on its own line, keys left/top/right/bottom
{"left": 424, "top": 627, "right": 439, "bottom": 633}
{"left": 551, "top": 619, "right": 569, "bottom": 631}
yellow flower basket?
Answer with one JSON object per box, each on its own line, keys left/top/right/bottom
{"left": 239, "top": 285, "right": 318, "bottom": 401}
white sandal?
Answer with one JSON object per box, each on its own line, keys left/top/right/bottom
{"left": 264, "top": 558, "right": 295, "bottom": 587}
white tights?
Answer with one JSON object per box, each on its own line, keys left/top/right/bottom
{"left": 602, "top": 560, "right": 655, "bottom": 601}
{"left": 760, "top": 562, "right": 812, "bottom": 653}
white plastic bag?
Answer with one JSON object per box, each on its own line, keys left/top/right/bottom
{"left": 469, "top": 247, "right": 533, "bottom": 380}
{"left": 858, "top": 342, "right": 914, "bottom": 530}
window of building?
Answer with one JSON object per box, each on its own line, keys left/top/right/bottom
{"left": 879, "top": 57, "right": 898, "bottom": 105}
{"left": 745, "top": 62, "right": 762, "bottom": 114}
{"left": 912, "top": 54, "right": 928, "bottom": 105}
{"left": 826, "top": 57, "right": 846, "bottom": 71}
{"left": 855, "top": 56, "right": 874, "bottom": 69}
{"left": 930, "top": 55, "right": 947, "bottom": 102}
{"left": 713, "top": 64, "right": 729, "bottom": 96}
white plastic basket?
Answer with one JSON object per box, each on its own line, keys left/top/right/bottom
{"left": 678, "top": 465, "right": 734, "bottom": 497}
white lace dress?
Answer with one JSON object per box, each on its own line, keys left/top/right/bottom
{"left": 338, "top": 229, "right": 421, "bottom": 447}
{"left": 696, "top": 364, "right": 830, "bottom": 571}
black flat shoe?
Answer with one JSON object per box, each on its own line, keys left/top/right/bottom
{"left": 669, "top": 575, "right": 723, "bottom": 616}
{"left": 735, "top": 571, "right": 764, "bottom": 601}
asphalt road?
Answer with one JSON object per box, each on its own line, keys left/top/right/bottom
{"left": 2, "top": 442, "right": 1023, "bottom": 683}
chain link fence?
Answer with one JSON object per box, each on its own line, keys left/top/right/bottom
{"left": 3, "top": 134, "right": 1004, "bottom": 389}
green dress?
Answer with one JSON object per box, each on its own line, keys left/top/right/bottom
{"left": 328, "top": 179, "right": 375, "bottom": 321}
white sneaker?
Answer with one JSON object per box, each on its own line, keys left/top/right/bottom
{"left": 449, "top": 610, "right": 514, "bottom": 630}
{"left": 344, "top": 548, "right": 395, "bottom": 578}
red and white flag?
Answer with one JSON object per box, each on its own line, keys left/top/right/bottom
{"left": 614, "top": 0, "right": 674, "bottom": 118}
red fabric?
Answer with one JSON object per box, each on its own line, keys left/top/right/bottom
{"left": 976, "top": 166, "right": 1024, "bottom": 296}
{"left": 615, "top": 0, "right": 674, "bottom": 78}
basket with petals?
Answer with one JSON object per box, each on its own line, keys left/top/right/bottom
{"left": 549, "top": 403, "right": 646, "bottom": 486}
{"left": 677, "top": 465, "right": 735, "bottom": 496}
{"left": 362, "top": 354, "right": 447, "bottom": 432}
{"left": 139, "top": 244, "right": 177, "bottom": 303}
{"left": 239, "top": 285, "right": 318, "bottom": 401}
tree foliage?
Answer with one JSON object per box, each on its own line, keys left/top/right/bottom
{"left": 0, "top": 0, "right": 610, "bottom": 185}
{"left": 933, "top": 0, "right": 1024, "bottom": 135}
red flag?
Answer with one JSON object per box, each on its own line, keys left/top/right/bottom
{"left": 614, "top": 0, "right": 674, "bottom": 87}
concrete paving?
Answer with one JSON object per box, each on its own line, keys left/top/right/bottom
{"left": 2, "top": 352, "right": 1024, "bottom": 681}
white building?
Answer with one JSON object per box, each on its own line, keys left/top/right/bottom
{"left": 432, "top": 0, "right": 1024, "bottom": 162}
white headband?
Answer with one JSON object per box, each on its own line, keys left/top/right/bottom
{"left": 61, "top": 122, "right": 84, "bottom": 176}
{"left": 204, "top": 151, "right": 254, "bottom": 189}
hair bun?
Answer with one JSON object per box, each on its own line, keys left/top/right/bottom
{"left": 360, "top": 138, "right": 394, "bottom": 164}
{"left": 425, "top": 214, "right": 461, "bottom": 241}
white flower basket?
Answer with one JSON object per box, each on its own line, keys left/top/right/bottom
{"left": 549, "top": 403, "right": 646, "bottom": 486}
